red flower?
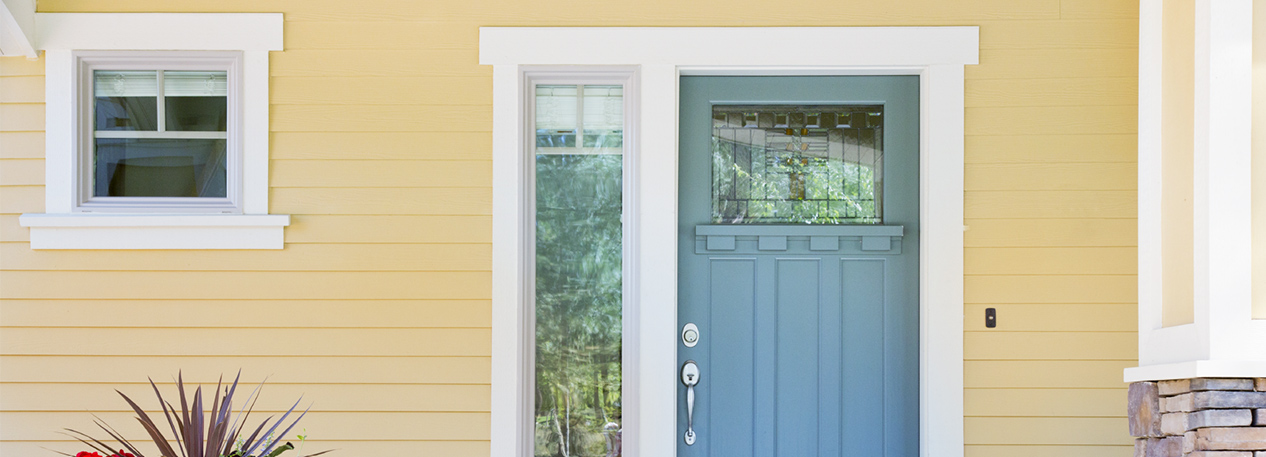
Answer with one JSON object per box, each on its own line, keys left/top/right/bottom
{"left": 75, "top": 452, "right": 103, "bottom": 457}
{"left": 111, "top": 451, "right": 136, "bottom": 457}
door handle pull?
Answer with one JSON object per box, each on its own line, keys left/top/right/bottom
{"left": 681, "top": 360, "right": 700, "bottom": 445}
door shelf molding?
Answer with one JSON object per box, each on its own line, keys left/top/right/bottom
{"left": 695, "top": 224, "right": 903, "bottom": 237}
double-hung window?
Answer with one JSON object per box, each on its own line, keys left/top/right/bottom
{"left": 19, "top": 13, "right": 287, "bottom": 250}
{"left": 81, "top": 53, "right": 240, "bottom": 212}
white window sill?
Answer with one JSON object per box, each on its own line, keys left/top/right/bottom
{"left": 18, "top": 213, "right": 290, "bottom": 250}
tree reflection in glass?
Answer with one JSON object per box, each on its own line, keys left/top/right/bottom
{"left": 535, "top": 85, "right": 623, "bottom": 457}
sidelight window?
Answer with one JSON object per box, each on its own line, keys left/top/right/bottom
{"left": 532, "top": 83, "right": 626, "bottom": 457}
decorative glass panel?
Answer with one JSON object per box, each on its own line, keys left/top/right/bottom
{"left": 712, "top": 105, "right": 884, "bottom": 224}
{"left": 534, "top": 84, "right": 623, "bottom": 457}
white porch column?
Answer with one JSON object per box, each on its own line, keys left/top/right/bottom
{"left": 1128, "top": 0, "right": 1266, "bottom": 384}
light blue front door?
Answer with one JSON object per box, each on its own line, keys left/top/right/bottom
{"left": 677, "top": 76, "right": 919, "bottom": 457}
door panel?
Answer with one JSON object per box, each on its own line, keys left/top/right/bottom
{"left": 678, "top": 76, "right": 919, "bottom": 457}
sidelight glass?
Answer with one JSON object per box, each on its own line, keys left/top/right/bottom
{"left": 712, "top": 105, "right": 884, "bottom": 224}
{"left": 91, "top": 70, "right": 228, "bottom": 198}
{"left": 534, "top": 84, "right": 624, "bottom": 457}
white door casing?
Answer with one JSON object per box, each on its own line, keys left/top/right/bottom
{"left": 480, "top": 27, "right": 979, "bottom": 457}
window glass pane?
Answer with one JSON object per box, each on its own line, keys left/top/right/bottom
{"left": 582, "top": 86, "right": 623, "bottom": 148}
{"left": 164, "top": 71, "right": 228, "bottom": 131}
{"left": 93, "top": 138, "right": 227, "bottom": 197}
{"left": 94, "top": 71, "right": 158, "bottom": 131}
{"left": 535, "top": 85, "right": 623, "bottom": 457}
{"left": 712, "top": 105, "right": 883, "bottom": 224}
{"left": 536, "top": 85, "right": 578, "bottom": 148}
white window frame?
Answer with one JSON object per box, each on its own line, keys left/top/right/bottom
{"left": 1127, "top": 0, "right": 1266, "bottom": 382}
{"left": 19, "top": 13, "right": 288, "bottom": 250}
{"left": 522, "top": 68, "right": 639, "bottom": 457}
{"left": 482, "top": 27, "right": 977, "bottom": 457}
{"left": 77, "top": 51, "right": 243, "bottom": 213}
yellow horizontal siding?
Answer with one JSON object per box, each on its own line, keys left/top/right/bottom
{"left": 4, "top": 441, "right": 490, "bottom": 457}
{"left": 0, "top": 328, "right": 491, "bottom": 356}
{"left": 2, "top": 0, "right": 1138, "bottom": 455}
{"left": 966, "top": 417, "right": 1131, "bottom": 445}
{"left": 966, "top": 361, "right": 1136, "bottom": 388}
{"left": 0, "top": 356, "right": 489, "bottom": 384}
{"left": 964, "top": 304, "right": 1136, "bottom": 332}
{"left": 965, "top": 134, "right": 1136, "bottom": 163}
{"left": 3, "top": 411, "right": 491, "bottom": 441}
{"left": 0, "top": 299, "right": 490, "bottom": 327}
{"left": 965, "top": 190, "right": 1136, "bottom": 218}
{"left": 966, "top": 446, "right": 1133, "bottom": 457}
{"left": 272, "top": 76, "right": 492, "bottom": 105}
{"left": 965, "top": 219, "right": 1137, "bottom": 247}
{"left": 966, "top": 276, "right": 1137, "bottom": 304}
{"left": 965, "top": 388, "right": 1127, "bottom": 417}
{"left": 0, "top": 271, "right": 491, "bottom": 299}
{"left": 966, "top": 77, "right": 1136, "bottom": 107}
{"left": 271, "top": 132, "right": 492, "bottom": 160}
{"left": 966, "top": 163, "right": 1135, "bottom": 191}
{"left": 0, "top": 76, "right": 44, "bottom": 103}
{"left": 0, "top": 131, "right": 43, "bottom": 158}
{"left": 271, "top": 160, "right": 491, "bottom": 188}
{"left": 0, "top": 383, "right": 491, "bottom": 412}
{"left": 966, "top": 247, "right": 1137, "bottom": 274}
{"left": 0, "top": 243, "right": 491, "bottom": 271}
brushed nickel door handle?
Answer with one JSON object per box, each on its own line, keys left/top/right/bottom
{"left": 681, "top": 360, "right": 700, "bottom": 445}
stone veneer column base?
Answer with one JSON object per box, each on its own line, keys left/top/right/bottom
{"left": 1129, "top": 378, "right": 1266, "bottom": 457}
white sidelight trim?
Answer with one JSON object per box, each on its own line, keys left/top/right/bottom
{"left": 21, "top": 13, "right": 286, "bottom": 250}
{"left": 1130, "top": 0, "right": 1266, "bottom": 382}
{"left": 483, "top": 26, "right": 976, "bottom": 457}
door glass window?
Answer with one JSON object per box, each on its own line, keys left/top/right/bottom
{"left": 712, "top": 105, "right": 883, "bottom": 224}
{"left": 534, "top": 84, "right": 624, "bottom": 457}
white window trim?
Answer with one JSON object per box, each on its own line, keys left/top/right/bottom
{"left": 1128, "top": 0, "right": 1266, "bottom": 382}
{"left": 76, "top": 51, "right": 243, "bottom": 213}
{"left": 19, "top": 13, "right": 288, "bottom": 250}
{"left": 481, "top": 27, "right": 977, "bottom": 457}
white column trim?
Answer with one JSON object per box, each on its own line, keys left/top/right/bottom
{"left": 1130, "top": 0, "right": 1266, "bottom": 382}
{"left": 482, "top": 26, "right": 977, "bottom": 457}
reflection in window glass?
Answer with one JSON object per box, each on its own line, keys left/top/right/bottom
{"left": 712, "top": 105, "right": 884, "bottom": 224}
{"left": 91, "top": 70, "right": 229, "bottom": 198}
{"left": 94, "top": 138, "right": 227, "bottom": 197}
{"left": 535, "top": 84, "right": 623, "bottom": 457}
{"left": 94, "top": 71, "right": 158, "bottom": 131}
{"left": 164, "top": 71, "right": 228, "bottom": 131}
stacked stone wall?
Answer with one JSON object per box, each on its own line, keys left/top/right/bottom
{"left": 1129, "top": 378, "right": 1266, "bottom": 456}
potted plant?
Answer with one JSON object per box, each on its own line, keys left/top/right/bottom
{"left": 59, "top": 371, "right": 331, "bottom": 457}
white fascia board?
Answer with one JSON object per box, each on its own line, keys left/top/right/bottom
{"left": 35, "top": 13, "right": 283, "bottom": 51}
{"left": 480, "top": 27, "right": 979, "bottom": 66}
{"left": 19, "top": 214, "right": 290, "bottom": 249}
{"left": 0, "top": 0, "right": 36, "bottom": 57}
